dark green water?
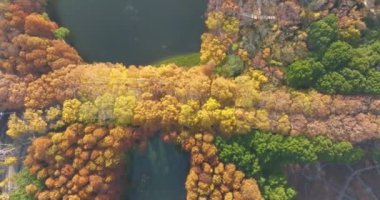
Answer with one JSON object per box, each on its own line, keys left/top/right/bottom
{"left": 124, "top": 137, "right": 189, "bottom": 200}
{"left": 47, "top": 0, "right": 206, "bottom": 65}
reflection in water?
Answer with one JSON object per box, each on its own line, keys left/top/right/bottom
{"left": 125, "top": 136, "right": 190, "bottom": 200}
{"left": 47, "top": 0, "right": 206, "bottom": 65}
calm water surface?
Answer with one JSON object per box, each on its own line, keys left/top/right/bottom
{"left": 47, "top": 0, "right": 206, "bottom": 65}
{"left": 125, "top": 136, "right": 189, "bottom": 200}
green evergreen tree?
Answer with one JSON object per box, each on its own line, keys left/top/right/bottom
{"left": 307, "top": 14, "right": 338, "bottom": 56}
{"left": 286, "top": 59, "right": 325, "bottom": 88}
{"left": 316, "top": 72, "right": 352, "bottom": 94}
{"left": 322, "top": 41, "right": 353, "bottom": 71}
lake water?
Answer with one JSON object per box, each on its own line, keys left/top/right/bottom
{"left": 124, "top": 136, "right": 190, "bottom": 200}
{"left": 47, "top": 0, "right": 206, "bottom": 65}
{"left": 46, "top": 0, "right": 204, "bottom": 199}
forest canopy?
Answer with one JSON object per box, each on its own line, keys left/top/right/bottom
{"left": 286, "top": 15, "right": 380, "bottom": 95}
{"left": 0, "top": 0, "right": 380, "bottom": 200}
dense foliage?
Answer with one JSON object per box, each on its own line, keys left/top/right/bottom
{"left": 173, "top": 132, "right": 263, "bottom": 200}
{"left": 215, "top": 131, "right": 364, "bottom": 200}
{"left": 286, "top": 59, "right": 324, "bottom": 88}
{"left": 23, "top": 123, "right": 141, "bottom": 199}
{"left": 6, "top": 63, "right": 380, "bottom": 144}
{"left": 287, "top": 15, "right": 380, "bottom": 95}
{"left": 1, "top": 0, "right": 380, "bottom": 199}
{"left": 307, "top": 14, "right": 339, "bottom": 56}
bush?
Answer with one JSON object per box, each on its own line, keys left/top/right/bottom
{"left": 215, "top": 55, "right": 245, "bottom": 77}
{"left": 53, "top": 27, "right": 70, "bottom": 40}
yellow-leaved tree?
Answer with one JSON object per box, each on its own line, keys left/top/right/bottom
{"left": 94, "top": 93, "right": 115, "bottom": 124}
{"left": 195, "top": 98, "right": 222, "bottom": 131}
{"left": 178, "top": 100, "right": 200, "bottom": 129}
{"left": 62, "top": 99, "right": 82, "bottom": 124}
{"left": 205, "top": 11, "right": 224, "bottom": 30}
{"left": 79, "top": 101, "right": 98, "bottom": 124}
{"left": 200, "top": 33, "right": 227, "bottom": 65}
{"left": 6, "top": 109, "right": 47, "bottom": 138}
{"left": 114, "top": 95, "right": 136, "bottom": 126}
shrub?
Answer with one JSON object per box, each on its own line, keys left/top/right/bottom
{"left": 53, "top": 27, "right": 70, "bottom": 40}
{"left": 215, "top": 55, "right": 245, "bottom": 77}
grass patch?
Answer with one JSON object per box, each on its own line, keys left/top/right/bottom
{"left": 9, "top": 168, "right": 44, "bottom": 200}
{"left": 154, "top": 53, "right": 200, "bottom": 68}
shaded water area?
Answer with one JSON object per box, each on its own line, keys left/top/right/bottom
{"left": 47, "top": 0, "right": 207, "bottom": 65}
{"left": 124, "top": 136, "right": 190, "bottom": 200}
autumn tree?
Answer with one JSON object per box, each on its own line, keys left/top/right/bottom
{"left": 200, "top": 33, "right": 227, "bottom": 65}
{"left": 205, "top": 11, "right": 224, "bottom": 30}
{"left": 113, "top": 95, "right": 136, "bottom": 126}
{"left": 78, "top": 101, "right": 98, "bottom": 124}
{"left": 24, "top": 123, "right": 138, "bottom": 200}
{"left": 25, "top": 13, "right": 57, "bottom": 38}
{"left": 62, "top": 99, "right": 81, "bottom": 124}
{"left": 175, "top": 132, "right": 263, "bottom": 200}
{"left": 6, "top": 109, "right": 47, "bottom": 139}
